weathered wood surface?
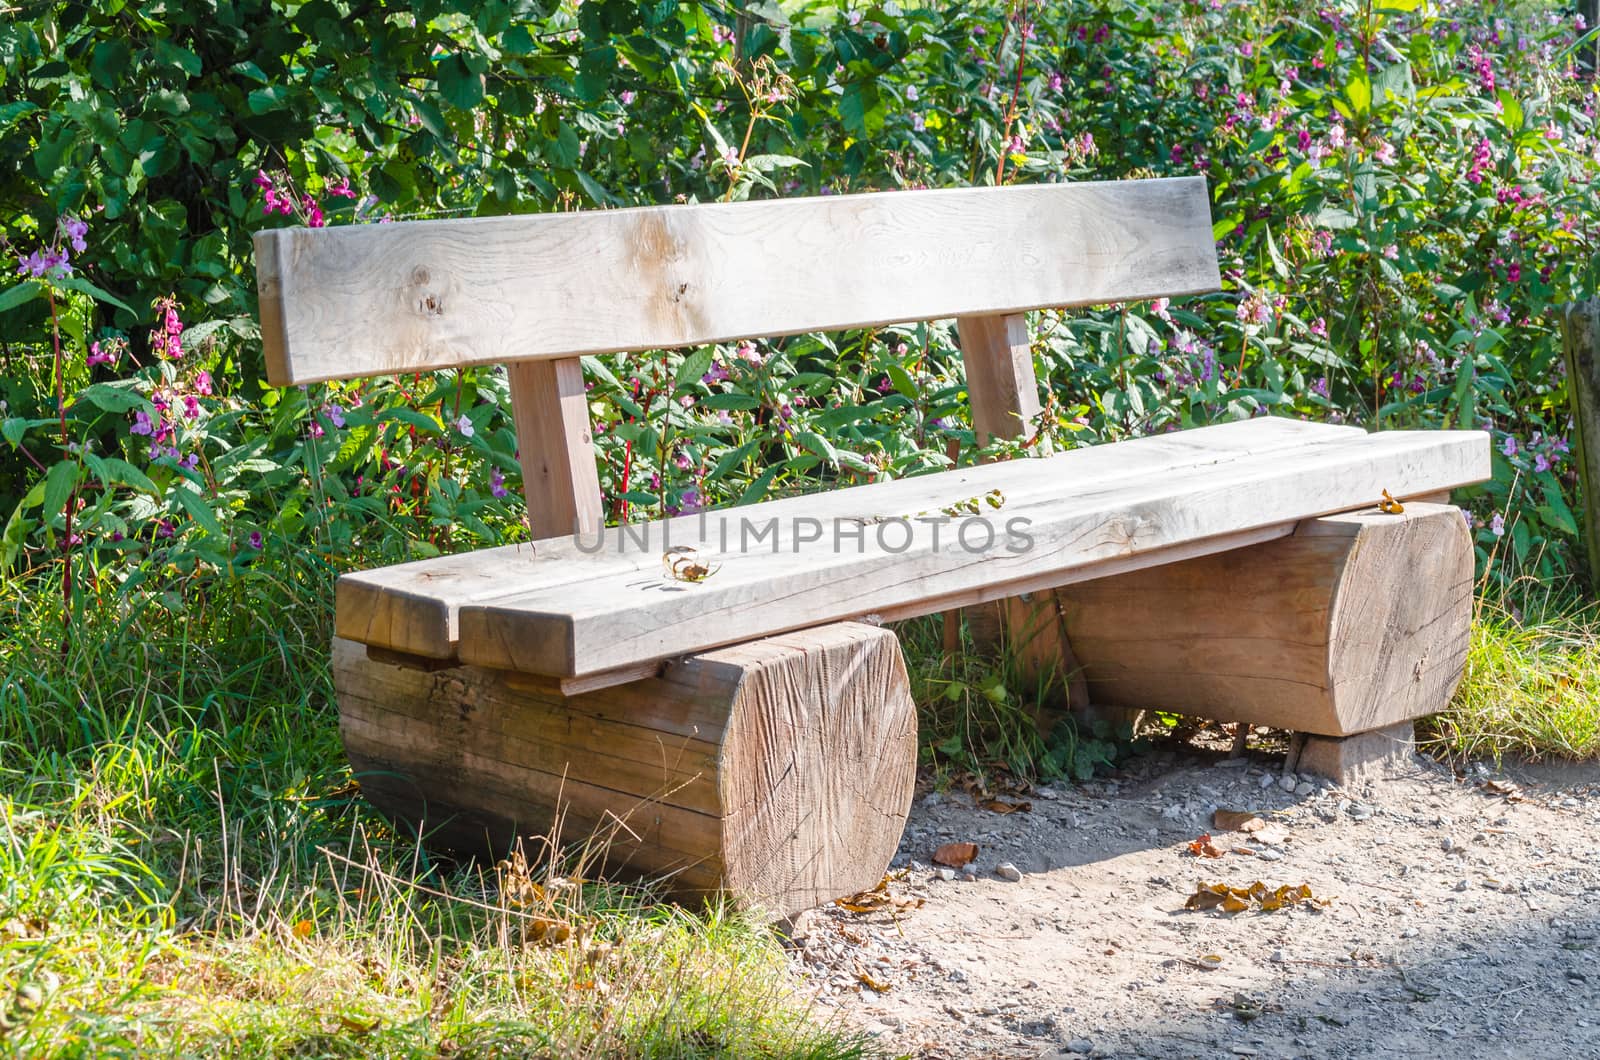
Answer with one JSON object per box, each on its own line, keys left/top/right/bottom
{"left": 1054, "top": 503, "right": 1474, "bottom": 736}
{"left": 1560, "top": 298, "right": 1600, "bottom": 584}
{"left": 335, "top": 419, "right": 1455, "bottom": 662}
{"left": 453, "top": 427, "right": 1487, "bottom": 677}
{"left": 508, "top": 357, "right": 604, "bottom": 539}
{"left": 254, "top": 178, "right": 1220, "bottom": 385}
{"left": 333, "top": 622, "right": 916, "bottom": 916}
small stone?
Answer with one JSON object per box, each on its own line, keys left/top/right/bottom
{"left": 920, "top": 791, "right": 943, "bottom": 808}
{"left": 961, "top": 872, "right": 978, "bottom": 883}
{"left": 1270, "top": 948, "right": 1289, "bottom": 963}
{"left": 1294, "top": 781, "right": 1315, "bottom": 796}
{"left": 1441, "top": 837, "right": 1454, "bottom": 852}
{"left": 936, "top": 867, "right": 957, "bottom": 882}
{"left": 995, "top": 861, "right": 1024, "bottom": 882}
{"left": 1401, "top": 927, "right": 1420, "bottom": 938}
{"left": 1065, "top": 1039, "right": 1094, "bottom": 1055}
{"left": 1259, "top": 773, "right": 1277, "bottom": 790}
{"left": 1279, "top": 775, "right": 1297, "bottom": 793}
{"left": 1255, "top": 848, "right": 1283, "bottom": 862}
{"left": 1036, "top": 787, "right": 1060, "bottom": 800}
{"left": 1349, "top": 803, "right": 1374, "bottom": 821}
{"left": 1454, "top": 879, "right": 1471, "bottom": 892}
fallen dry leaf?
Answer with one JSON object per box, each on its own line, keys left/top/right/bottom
{"left": 337, "top": 1015, "right": 380, "bottom": 1036}
{"left": 933, "top": 842, "right": 978, "bottom": 868}
{"left": 291, "top": 919, "right": 314, "bottom": 940}
{"left": 978, "top": 798, "right": 1032, "bottom": 814}
{"left": 522, "top": 916, "right": 573, "bottom": 946}
{"left": 835, "top": 873, "right": 924, "bottom": 915}
{"left": 1213, "top": 809, "right": 1266, "bottom": 833}
{"left": 1185, "top": 880, "right": 1333, "bottom": 914}
{"left": 1187, "top": 833, "right": 1226, "bottom": 859}
{"left": 1251, "top": 823, "right": 1291, "bottom": 846}
{"left": 857, "top": 969, "right": 891, "bottom": 993}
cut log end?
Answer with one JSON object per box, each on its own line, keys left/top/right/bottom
{"left": 333, "top": 621, "right": 915, "bottom": 918}
{"left": 1056, "top": 503, "right": 1474, "bottom": 737}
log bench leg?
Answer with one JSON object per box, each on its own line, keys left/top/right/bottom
{"left": 1286, "top": 722, "right": 1419, "bottom": 784}
{"left": 333, "top": 621, "right": 916, "bottom": 918}
{"left": 1053, "top": 502, "right": 1474, "bottom": 739}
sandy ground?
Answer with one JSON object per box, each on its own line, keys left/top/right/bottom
{"left": 785, "top": 742, "right": 1600, "bottom": 1059}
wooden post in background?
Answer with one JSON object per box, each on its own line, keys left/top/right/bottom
{"left": 508, "top": 357, "right": 604, "bottom": 541}
{"left": 1560, "top": 298, "right": 1600, "bottom": 586}
{"left": 1582, "top": 0, "right": 1598, "bottom": 79}
{"left": 953, "top": 313, "right": 1089, "bottom": 710}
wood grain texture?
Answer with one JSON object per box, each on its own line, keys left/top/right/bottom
{"left": 254, "top": 178, "right": 1220, "bottom": 385}
{"left": 508, "top": 357, "right": 604, "bottom": 539}
{"left": 1054, "top": 504, "right": 1474, "bottom": 736}
{"left": 335, "top": 418, "right": 1379, "bottom": 660}
{"left": 958, "top": 312, "right": 1040, "bottom": 446}
{"left": 333, "top": 621, "right": 915, "bottom": 916}
{"left": 455, "top": 428, "right": 1489, "bottom": 677}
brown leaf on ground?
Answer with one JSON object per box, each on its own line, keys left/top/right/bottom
{"left": 1185, "top": 880, "right": 1333, "bottom": 914}
{"left": 337, "top": 1016, "right": 380, "bottom": 1036}
{"left": 933, "top": 842, "right": 979, "bottom": 868}
{"left": 522, "top": 916, "right": 573, "bottom": 946}
{"left": 978, "top": 798, "right": 1032, "bottom": 814}
{"left": 1251, "top": 822, "right": 1291, "bottom": 846}
{"left": 835, "top": 873, "right": 924, "bottom": 915}
{"left": 1187, "top": 833, "right": 1226, "bottom": 858}
{"left": 1482, "top": 779, "right": 1524, "bottom": 802}
{"left": 1213, "top": 809, "right": 1266, "bottom": 832}
{"left": 857, "top": 969, "right": 892, "bottom": 993}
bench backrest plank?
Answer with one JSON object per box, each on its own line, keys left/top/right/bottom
{"left": 254, "top": 177, "right": 1219, "bottom": 386}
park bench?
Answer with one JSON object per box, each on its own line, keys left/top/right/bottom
{"left": 254, "top": 176, "right": 1489, "bottom": 916}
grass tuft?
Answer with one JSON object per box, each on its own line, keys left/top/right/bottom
{"left": 0, "top": 565, "right": 872, "bottom": 1058}
{"left": 1424, "top": 581, "right": 1600, "bottom": 765}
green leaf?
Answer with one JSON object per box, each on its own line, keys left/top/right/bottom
{"left": 737, "top": 464, "right": 783, "bottom": 505}
{"left": 42, "top": 459, "right": 80, "bottom": 521}
{"left": 676, "top": 348, "right": 714, "bottom": 387}
{"left": 0, "top": 281, "right": 41, "bottom": 314}
{"left": 1344, "top": 73, "right": 1371, "bottom": 115}
{"left": 0, "top": 101, "right": 39, "bottom": 135}
{"left": 76, "top": 381, "right": 151, "bottom": 414}
{"left": 54, "top": 276, "right": 135, "bottom": 313}
{"left": 437, "top": 54, "right": 486, "bottom": 110}
{"left": 174, "top": 483, "right": 224, "bottom": 538}
{"left": 885, "top": 364, "right": 919, "bottom": 400}
{"left": 795, "top": 429, "right": 838, "bottom": 464}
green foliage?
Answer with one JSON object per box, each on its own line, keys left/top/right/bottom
{"left": 1, "top": 0, "right": 1598, "bottom": 613}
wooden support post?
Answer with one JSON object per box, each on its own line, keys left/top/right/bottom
{"left": 1052, "top": 503, "right": 1473, "bottom": 737}
{"left": 1560, "top": 298, "right": 1600, "bottom": 586}
{"left": 334, "top": 622, "right": 917, "bottom": 918}
{"left": 1582, "top": 0, "right": 1599, "bottom": 79}
{"left": 508, "top": 357, "right": 604, "bottom": 540}
{"left": 955, "top": 312, "right": 1089, "bottom": 709}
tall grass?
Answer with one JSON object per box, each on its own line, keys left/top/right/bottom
{"left": 0, "top": 561, "right": 871, "bottom": 1058}
{"left": 1423, "top": 579, "right": 1600, "bottom": 764}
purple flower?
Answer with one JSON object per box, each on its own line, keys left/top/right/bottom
{"left": 130, "top": 410, "right": 155, "bottom": 436}
{"left": 455, "top": 414, "right": 474, "bottom": 438}
{"left": 1501, "top": 435, "right": 1519, "bottom": 457}
{"left": 490, "top": 467, "right": 509, "bottom": 499}
{"left": 249, "top": 530, "right": 263, "bottom": 549}
{"left": 326, "top": 403, "right": 346, "bottom": 428}
{"left": 17, "top": 247, "right": 72, "bottom": 279}
{"left": 1489, "top": 512, "right": 1505, "bottom": 537}
{"left": 157, "top": 519, "right": 175, "bottom": 539}
{"left": 60, "top": 217, "right": 88, "bottom": 252}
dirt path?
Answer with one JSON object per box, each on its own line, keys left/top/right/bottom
{"left": 786, "top": 744, "right": 1600, "bottom": 1059}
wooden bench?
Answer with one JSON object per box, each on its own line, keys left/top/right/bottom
{"left": 253, "top": 177, "right": 1489, "bottom": 916}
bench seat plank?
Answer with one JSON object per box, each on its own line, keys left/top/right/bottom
{"left": 456, "top": 425, "right": 1487, "bottom": 677}
{"left": 335, "top": 420, "right": 1487, "bottom": 674}
{"left": 337, "top": 418, "right": 1366, "bottom": 660}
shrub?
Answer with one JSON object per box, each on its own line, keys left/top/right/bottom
{"left": 2, "top": 0, "right": 1597, "bottom": 618}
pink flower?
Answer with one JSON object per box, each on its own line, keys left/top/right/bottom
{"left": 1309, "top": 317, "right": 1328, "bottom": 338}
{"left": 87, "top": 341, "right": 116, "bottom": 368}
{"left": 303, "top": 196, "right": 325, "bottom": 227}
{"left": 455, "top": 414, "right": 474, "bottom": 437}
{"left": 1382, "top": 244, "right": 1399, "bottom": 260}
{"left": 61, "top": 216, "right": 88, "bottom": 252}
{"left": 326, "top": 176, "right": 357, "bottom": 199}
{"left": 193, "top": 370, "right": 213, "bottom": 396}
{"left": 1374, "top": 140, "right": 1396, "bottom": 164}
